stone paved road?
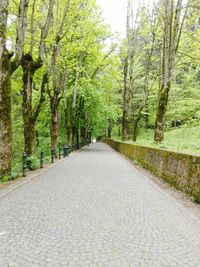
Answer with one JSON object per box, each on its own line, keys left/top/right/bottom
{"left": 0, "top": 143, "right": 200, "bottom": 267}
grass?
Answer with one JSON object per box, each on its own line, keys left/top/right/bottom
{"left": 113, "top": 125, "right": 200, "bottom": 155}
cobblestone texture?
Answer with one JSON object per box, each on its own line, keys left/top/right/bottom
{"left": 0, "top": 143, "right": 200, "bottom": 266}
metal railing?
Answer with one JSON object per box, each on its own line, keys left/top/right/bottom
{"left": 0, "top": 139, "right": 91, "bottom": 182}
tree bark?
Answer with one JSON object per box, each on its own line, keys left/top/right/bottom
{"left": 50, "top": 104, "right": 58, "bottom": 151}
{"left": 108, "top": 119, "right": 112, "bottom": 139}
{"left": 22, "top": 55, "right": 42, "bottom": 155}
{"left": 0, "top": 54, "right": 12, "bottom": 175}
{"left": 154, "top": 83, "right": 170, "bottom": 142}
{"left": 122, "top": 56, "right": 130, "bottom": 141}
{"left": 21, "top": 0, "right": 53, "bottom": 154}
{"left": 132, "top": 115, "right": 141, "bottom": 142}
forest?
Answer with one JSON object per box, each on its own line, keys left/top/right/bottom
{"left": 0, "top": 0, "right": 199, "bottom": 180}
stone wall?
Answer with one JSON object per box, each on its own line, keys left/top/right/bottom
{"left": 104, "top": 139, "right": 200, "bottom": 202}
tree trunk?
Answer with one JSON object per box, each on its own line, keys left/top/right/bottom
{"left": 118, "top": 127, "right": 121, "bottom": 137}
{"left": 108, "top": 120, "right": 112, "bottom": 139}
{"left": 0, "top": 0, "right": 29, "bottom": 174}
{"left": 0, "top": 55, "right": 12, "bottom": 175}
{"left": 64, "top": 107, "right": 71, "bottom": 145}
{"left": 24, "top": 120, "right": 36, "bottom": 156}
{"left": 154, "top": 83, "right": 170, "bottom": 142}
{"left": 122, "top": 56, "right": 130, "bottom": 141}
{"left": 22, "top": 56, "right": 36, "bottom": 155}
{"left": 132, "top": 116, "right": 141, "bottom": 142}
{"left": 50, "top": 105, "right": 58, "bottom": 151}
{"left": 66, "top": 127, "right": 71, "bottom": 145}
{"left": 154, "top": 0, "right": 185, "bottom": 142}
{"left": 22, "top": 54, "right": 43, "bottom": 155}
{"left": 72, "top": 125, "right": 78, "bottom": 147}
{"left": 80, "top": 126, "right": 86, "bottom": 141}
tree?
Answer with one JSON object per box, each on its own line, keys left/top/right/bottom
{"left": 21, "top": 0, "right": 53, "bottom": 155}
{"left": 0, "top": 0, "right": 28, "bottom": 175}
{"left": 154, "top": 0, "right": 190, "bottom": 142}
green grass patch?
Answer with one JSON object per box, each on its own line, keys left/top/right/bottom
{"left": 113, "top": 125, "right": 200, "bottom": 155}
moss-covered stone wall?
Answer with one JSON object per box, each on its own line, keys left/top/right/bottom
{"left": 104, "top": 139, "right": 200, "bottom": 203}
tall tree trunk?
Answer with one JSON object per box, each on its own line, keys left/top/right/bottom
{"left": 0, "top": 0, "right": 29, "bottom": 174}
{"left": 50, "top": 104, "right": 58, "bottom": 151}
{"left": 80, "top": 126, "right": 86, "bottom": 141}
{"left": 154, "top": 0, "right": 186, "bottom": 142}
{"left": 122, "top": 56, "right": 130, "bottom": 141}
{"left": 22, "top": 55, "right": 42, "bottom": 155}
{"left": 21, "top": 0, "right": 53, "bottom": 154}
{"left": 0, "top": 55, "right": 12, "bottom": 175}
{"left": 65, "top": 108, "right": 71, "bottom": 145}
{"left": 24, "top": 120, "right": 36, "bottom": 156}
{"left": 154, "top": 0, "right": 172, "bottom": 142}
{"left": 132, "top": 115, "right": 141, "bottom": 142}
{"left": 108, "top": 119, "right": 112, "bottom": 139}
{"left": 72, "top": 124, "right": 78, "bottom": 146}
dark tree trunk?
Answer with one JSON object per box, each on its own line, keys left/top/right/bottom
{"left": 22, "top": 54, "right": 42, "bottom": 155}
{"left": 132, "top": 116, "right": 141, "bottom": 142}
{"left": 66, "top": 127, "right": 71, "bottom": 145}
{"left": 118, "top": 127, "right": 121, "bottom": 137}
{"left": 80, "top": 126, "right": 86, "bottom": 141}
{"left": 0, "top": 0, "right": 28, "bottom": 174}
{"left": 0, "top": 54, "right": 12, "bottom": 175}
{"left": 64, "top": 102, "right": 72, "bottom": 145}
{"left": 72, "top": 125, "right": 78, "bottom": 146}
{"left": 108, "top": 120, "right": 112, "bottom": 139}
{"left": 50, "top": 105, "right": 58, "bottom": 151}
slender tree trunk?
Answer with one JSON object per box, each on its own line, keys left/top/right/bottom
{"left": 122, "top": 56, "right": 130, "bottom": 141}
{"left": 154, "top": 0, "right": 185, "bottom": 142}
{"left": 64, "top": 107, "right": 71, "bottom": 145}
{"left": 50, "top": 105, "right": 58, "bottom": 151}
{"left": 72, "top": 125, "right": 78, "bottom": 146}
{"left": 80, "top": 126, "right": 86, "bottom": 141}
{"left": 108, "top": 120, "right": 112, "bottom": 138}
{"left": 66, "top": 129, "right": 71, "bottom": 144}
{"left": 132, "top": 116, "right": 141, "bottom": 142}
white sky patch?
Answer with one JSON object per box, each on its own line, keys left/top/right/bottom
{"left": 97, "top": 0, "right": 155, "bottom": 38}
{"left": 97, "top": 0, "right": 127, "bottom": 38}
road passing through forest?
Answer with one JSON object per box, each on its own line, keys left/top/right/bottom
{"left": 0, "top": 143, "right": 200, "bottom": 266}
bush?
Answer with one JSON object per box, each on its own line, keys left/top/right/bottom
{"left": 11, "top": 163, "right": 22, "bottom": 179}
{"left": 27, "top": 155, "right": 40, "bottom": 170}
{"left": 1, "top": 175, "right": 10, "bottom": 183}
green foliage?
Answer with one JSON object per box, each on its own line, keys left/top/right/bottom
{"left": 114, "top": 125, "right": 200, "bottom": 155}
{"left": 27, "top": 155, "right": 40, "bottom": 170}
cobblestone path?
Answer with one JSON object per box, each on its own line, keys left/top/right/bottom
{"left": 0, "top": 143, "right": 200, "bottom": 267}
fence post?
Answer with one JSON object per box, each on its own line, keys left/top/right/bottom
{"left": 51, "top": 148, "right": 54, "bottom": 163}
{"left": 40, "top": 150, "right": 44, "bottom": 168}
{"left": 22, "top": 152, "right": 27, "bottom": 177}
{"left": 64, "top": 146, "right": 69, "bottom": 157}
{"left": 59, "top": 146, "right": 62, "bottom": 159}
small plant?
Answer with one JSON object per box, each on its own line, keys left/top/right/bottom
{"left": 27, "top": 155, "right": 40, "bottom": 170}
{"left": 133, "top": 160, "right": 141, "bottom": 166}
{"left": 11, "top": 163, "right": 22, "bottom": 179}
{"left": 1, "top": 175, "right": 10, "bottom": 183}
